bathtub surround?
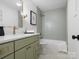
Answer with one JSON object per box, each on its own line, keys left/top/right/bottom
{"left": 42, "top": 8, "right": 67, "bottom": 41}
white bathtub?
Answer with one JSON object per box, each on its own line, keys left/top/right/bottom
{"left": 40, "top": 39, "right": 67, "bottom": 54}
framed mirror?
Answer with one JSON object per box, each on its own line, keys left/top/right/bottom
{"left": 30, "top": 10, "right": 37, "bottom": 25}
{"left": 0, "top": 0, "right": 23, "bottom": 28}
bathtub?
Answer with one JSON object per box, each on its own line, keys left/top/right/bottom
{"left": 40, "top": 39, "right": 67, "bottom": 54}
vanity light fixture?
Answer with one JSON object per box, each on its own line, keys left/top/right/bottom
{"left": 16, "top": 0, "right": 22, "bottom": 7}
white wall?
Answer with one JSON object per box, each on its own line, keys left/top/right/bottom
{"left": 0, "top": 0, "right": 42, "bottom": 35}
{"left": 0, "top": 2, "right": 18, "bottom": 26}
{"left": 67, "top": 0, "right": 77, "bottom": 53}
{"left": 0, "top": 2, "right": 18, "bottom": 35}
{"left": 42, "top": 8, "right": 67, "bottom": 41}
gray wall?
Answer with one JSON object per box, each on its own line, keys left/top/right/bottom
{"left": 37, "top": 8, "right": 42, "bottom": 35}
{"left": 18, "top": 11, "right": 23, "bottom": 28}
{"left": 42, "top": 8, "right": 67, "bottom": 41}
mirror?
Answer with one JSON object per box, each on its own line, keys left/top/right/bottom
{"left": 0, "top": 0, "right": 23, "bottom": 27}
{"left": 30, "top": 10, "right": 37, "bottom": 25}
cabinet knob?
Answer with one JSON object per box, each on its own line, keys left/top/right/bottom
{"left": 26, "top": 46, "right": 31, "bottom": 50}
{"left": 72, "top": 35, "right": 79, "bottom": 40}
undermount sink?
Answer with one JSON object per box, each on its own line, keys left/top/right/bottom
{"left": 24, "top": 32, "right": 34, "bottom": 34}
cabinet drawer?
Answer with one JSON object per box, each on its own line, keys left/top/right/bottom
{"left": 31, "top": 35, "right": 40, "bottom": 42}
{"left": 15, "top": 38, "right": 26, "bottom": 51}
{"left": 26, "top": 36, "right": 39, "bottom": 44}
{"left": 15, "top": 36, "right": 39, "bottom": 51}
{"left": 0, "top": 42, "right": 14, "bottom": 58}
{"left": 3, "top": 53, "right": 14, "bottom": 59}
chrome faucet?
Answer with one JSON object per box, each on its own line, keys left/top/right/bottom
{"left": 13, "top": 26, "right": 16, "bottom": 34}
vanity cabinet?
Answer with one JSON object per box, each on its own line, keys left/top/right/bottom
{"left": 25, "top": 45, "right": 34, "bottom": 59}
{"left": 0, "top": 35, "right": 40, "bottom": 59}
{"left": 15, "top": 48, "right": 26, "bottom": 59}
{"left": 15, "top": 35, "right": 40, "bottom": 59}
{"left": 3, "top": 54, "right": 14, "bottom": 59}
{"left": 0, "top": 42, "right": 14, "bottom": 59}
{"left": 15, "top": 45, "right": 34, "bottom": 59}
{"left": 25, "top": 40, "right": 40, "bottom": 59}
{"left": 32, "top": 40, "right": 40, "bottom": 59}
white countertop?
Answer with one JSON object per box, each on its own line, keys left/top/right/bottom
{"left": 0, "top": 33, "right": 40, "bottom": 44}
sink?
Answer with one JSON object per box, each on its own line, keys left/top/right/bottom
{"left": 24, "top": 32, "right": 34, "bottom": 34}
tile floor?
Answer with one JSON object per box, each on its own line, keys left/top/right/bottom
{"left": 39, "top": 39, "right": 74, "bottom": 59}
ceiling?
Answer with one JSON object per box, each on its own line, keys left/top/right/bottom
{"left": 1, "top": 0, "right": 67, "bottom": 12}
{"left": 1, "top": 0, "right": 20, "bottom": 10}
{"left": 31, "top": 0, "right": 67, "bottom": 12}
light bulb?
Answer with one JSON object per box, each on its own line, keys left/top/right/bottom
{"left": 16, "top": 0, "right": 22, "bottom": 7}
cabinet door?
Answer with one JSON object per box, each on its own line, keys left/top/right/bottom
{"left": 15, "top": 48, "right": 26, "bottom": 59}
{"left": 25, "top": 46, "right": 34, "bottom": 59}
{"left": 0, "top": 42, "right": 14, "bottom": 58}
{"left": 3, "top": 54, "right": 14, "bottom": 59}
{"left": 33, "top": 41, "right": 40, "bottom": 59}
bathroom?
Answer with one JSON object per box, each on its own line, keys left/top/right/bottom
{"left": 0, "top": 0, "right": 79, "bottom": 59}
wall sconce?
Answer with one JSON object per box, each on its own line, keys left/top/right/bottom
{"left": 21, "top": 12, "right": 27, "bottom": 19}
{"left": 16, "top": 0, "right": 27, "bottom": 20}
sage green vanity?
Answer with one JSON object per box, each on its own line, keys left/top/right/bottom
{"left": 0, "top": 34, "right": 40, "bottom": 59}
